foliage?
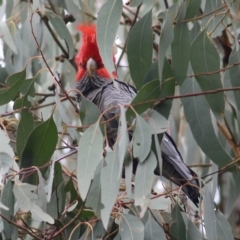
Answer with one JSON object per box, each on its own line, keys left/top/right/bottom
{"left": 0, "top": 0, "right": 239, "bottom": 239}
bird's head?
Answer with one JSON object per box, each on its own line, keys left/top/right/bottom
{"left": 75, "top": 24, "right": 115, "bottom": 81}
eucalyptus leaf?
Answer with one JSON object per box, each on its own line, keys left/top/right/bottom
{"left": 101, "top": 149, "right": 121, "bottom": 229}
{"left": 133, "top": 115, "right": 152, "bottom": 162}
{"left": 16, "top": 109, "right": 34, "bottom": 159}
{"left": 127, "top": 10, "right": 152, "bottom": 89}
{"left": 204, "top": 185, "right": 217, "bottom": 240}
{"left": 0, "top": 68, "right": 26, "bottom": 106}
{"left": 45, "top": 11, "right": 74, "bottom": 59}
{"left": 1, "top": 180, "right": 15, "bottom": 239}
{"left": 13, "top": 179, "right": 37, "bottom": 212}
{"left": 97, "top": 0, "right": 123, "bottom": 78}
{"left": 20, "top": 117, "right": 58, "bottom": 177}
{"left": 170, "top": 204, "right": 186, "bottom": 240}
{"left": 119, "top": 213, "right": 144, "bottom": 240}
{"left": 191, "top": 29, "right": 224, "bottom": 116}
{"left": 77, "top": 122, "right": 103, "bottom": 200}
{"left": 134, "top": 151, "right": 157, "bottom": 217}
{"left": 79, "top": 94, "right": 101, "bottom": 127}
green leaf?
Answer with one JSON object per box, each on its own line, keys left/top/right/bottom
{"left": 180, "top": 77, "right": 232, "bottom": 168}
{"left": 19, "top": 78, "right": 35, "bottom": 97}
{"left": 0, "top": 68, "right": 26, "bottom": 106}
{"left": 0, "top": 22, "right": 17, "bottom": 54}
{"left": 1, "top": 180, "right": 15, "bottom": 239}
{"left": 20, "top": 116, "right": 58, "bottom": 171}
{"left": 151, "top": 59, "right": 175, "bottom": 119}
{"left": 13, "top": 179, "right": 38, "bottom": 212}
{"left": 79, "top": 95, "right": 101, "bottom": 127}
{"left": 16, "top": 109, "right": 34, "bottom": 159}
{"left": 126, "top": 80, "right": 160, "bottom": 120}
{"left": 65, "top": 177, "right": 83, "bottom": 208}
{"left": 171, "top": 1, "right": 190, "bottom": 85}
{"left": 127, "top": 10, "right": 152, "bottom": 90}
{"left": 101, "top": 149, "right": 121, "bottom": 229}
{"left": 170, "top": 204, "right": 186, "bottom": 240}
{"left": 52, "top": 162, "right": 66, "bottom": 212}
{"left": 45, "top": 11, "right": 74, "bottom": 59}
{"left": 158, "top": 6, "right": 175, "bottom": 83}
{"left": 133, "top": 115, "right": 152, "bottom": 162}
{"left": 204, "top": 185, "right": 217, "bottom": 240}
{"left": 190, "top": 29, "right": 224, "bottom": 116}
{"left": 97, "top": 0, "right": 123, "bottom": 78}
{"left": 144, "top": 211, "right": 166, "bottom": 240}
{"left": 185, "top": 0, "right": 201, "bottom": 19}
{"left": 77, "top": 122, "right": 103, "bottom": 200}
{"left": 228, "top": 47, "right": 240, "bottom": 112}
{"left": 134, "top": 151, "right": 157, "bottom": 217}
{"left": 119, "top": 213, "right": 144, "bottom": 240}
{"left": 215, "top": 210, "right": 234, "bottom": 240}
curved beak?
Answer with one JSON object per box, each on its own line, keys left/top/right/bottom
{"left": 86, "top": 58, "right": 97, "bottom": 76}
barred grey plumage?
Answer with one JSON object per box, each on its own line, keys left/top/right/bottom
{"left": 75, "top": 72, "right": 200, "bottom": 207}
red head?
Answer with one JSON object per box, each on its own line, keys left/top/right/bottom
{"left": 75, "top": 24, "right": 113, "bottom": 81}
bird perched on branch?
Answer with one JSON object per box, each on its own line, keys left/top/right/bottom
{"left": 75, "top": 24, "right": 200, "bottom": 207}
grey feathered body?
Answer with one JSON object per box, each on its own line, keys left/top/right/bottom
{"left": 76, "top": 73, "right": 200, "bottom": 206}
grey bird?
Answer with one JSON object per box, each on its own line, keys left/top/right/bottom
{"left": 75, "top": 24, "right": 200, "bottom": 207}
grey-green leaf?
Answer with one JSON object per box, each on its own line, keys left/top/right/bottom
{"left": 0, "top": 21, "right": 17, "bottom": 54}
{"left": 101, "top": 149, "right": 121, "bottom": 229}
{"left": 204, "top": 185, "right": 217, "bottom": 240}
{"left": 171, "top": 2, "right": 190, "bottom": 85}
{"left": 55, "top": 91, "right": 79, "bottom": 140}
{"left": 143, "top": 109, "right": 167, "bottom": 134}
{"left": 77, "top": 122, "right": 103, "bottom": 200}
{"left": 133, "top": 115, "right": 152, "bottom": 162}
{"left": 215, "top": 209, "right": 234, "bottom": 240}
{"left": 97, "top": 0, "right": 123, "bottom": 78}
{"left": 79, "top": 94, "right": 101, "bottom": 127}
{"left": 13, "top": 179, "right": 38, "bottom": 212}
{"left": 180, "top": 77, "right": 232, "bottom": 168}
{"left": 116, "top": 105, "right": 128, "bottom": 179}
{"left": 158, "top": 7, "right": 174, "bottom": 83}
{"left": 190, "top": 29, "right": 224, "bottom": 116}
{"left": 134, "top": 151, "right": 157, "bottom": 218}
{"left": 119, "top": 213, "right": 144, "bottom": 240}
{"left": 144, "top": 211, "right": 166, "bottom": 240}
{"left": 228, "top": 47, "right": 240, "bottom": 112}
{"left": 85, "top": 162, "right": 104, "bottom": 217}
{"left": 127, "top": 10, "right": 152, "bottom": 90}
{"left": 45, "top": 11, "right": 74, "bottom": 59}
{"left": 1, "top": 180, "right": 15, "bottom": 239}
{"left": 181, "top": 213, "right": 202, "bottom": 240}
{"left": 170, "top": 204, "right": 186, "bottom": 240}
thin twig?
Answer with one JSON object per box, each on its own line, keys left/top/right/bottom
{"left": 117, "top": 4, "right": 142, "bottom": 68}
{"left": 30, "top": 12, "right": 79, "bottom": 113}
{"left": 0, "top": 214, "right": 42, "bottom": 240}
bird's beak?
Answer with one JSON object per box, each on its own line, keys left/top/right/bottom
{"left": 86, "top": 58, "right": 97, "bottom": 76}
